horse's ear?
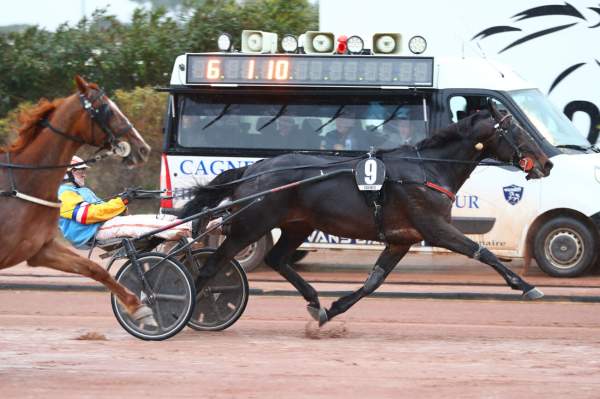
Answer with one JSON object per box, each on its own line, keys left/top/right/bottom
{"left": 487, "top": 98, "right": 503, "bottom": 123}
{"left": 74, "top": 75, "right": 89, "bottom": 93}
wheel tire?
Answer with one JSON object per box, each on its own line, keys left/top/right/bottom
{"left": 111, "top": 253, "right": 196, "bottom": 341}
{"left": 290, "top": 250, "right": 309, "bottom": 264}
{"left": 533, "top": 217, "right": 598, "bottom": 277}
{"left": 184, "top": 249, "right": 249, "bottom": 331}
{"left": 212, "top": 234, "right": 272, "bottom": 272}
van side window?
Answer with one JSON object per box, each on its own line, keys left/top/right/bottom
{"left": 448, "top": 95, "right": 508, "bottom": 122}
{"left": 449, "top": 96, "right": 467, "bottom": 122}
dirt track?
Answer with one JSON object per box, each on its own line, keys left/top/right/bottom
{"left": 2, "top": 289, "right": 600, "bottom": 398}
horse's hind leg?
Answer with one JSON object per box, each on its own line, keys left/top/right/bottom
{"left": 416, "top": 218, "right": 542, "bottom": 299}
{"left": 195, "top": 229, "right": 267, "bottom": 288}
{"left": 264, "top": 226, "right": 323, "bottom": 321}
{"left": 324, "top": 244, "right": 410, "bottom": 326}
{"left": 27, "top": 239, "right": 157, "bottom": 326}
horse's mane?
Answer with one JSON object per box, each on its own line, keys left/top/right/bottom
{"left": 416, "top": 110, "right": 491, "bottom": 150}
{"left": 0, "top": 97, "right": 65, "bottom": 154}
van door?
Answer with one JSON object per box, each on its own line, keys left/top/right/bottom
{"left": 440, "top": 90, "right": 542, "bottom": 256}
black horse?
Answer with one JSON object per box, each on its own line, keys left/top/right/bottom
{"left": 182, "top": 102, "right": 553, "bottom": 326}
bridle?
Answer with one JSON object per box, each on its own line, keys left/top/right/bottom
{"left": 38, "top": 88, "right": 133, "bottom": 157}
{"left": 1, "top": 87, "right": 134, "bottom": 207}
{"left": 491, "top": 114, "right": 535, "bottom": 172}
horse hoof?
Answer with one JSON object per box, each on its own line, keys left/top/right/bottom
{"left": 306, "top": 304, "right": 320, "bottom": 321}
{"left": 132, "top": 305, "right": 158, "bottom": 328}
{"left": 523, "top": 287, "right": 544, "bottom": 300}
{"left": 318, "top": 308, "right": 329, "bottom": 327}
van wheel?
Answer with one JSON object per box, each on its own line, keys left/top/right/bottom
{"left": 213, "top": 234, "right": 272, "bottom": 273}
{"left": 533, "top": 217, "right": 598, "bottom": 277}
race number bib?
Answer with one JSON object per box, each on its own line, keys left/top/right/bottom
{"left": 355, "top": 158, "right": 386, "bottom": 191}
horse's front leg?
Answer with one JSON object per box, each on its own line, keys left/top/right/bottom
{"left": 414, "top": 216, "right": 543, "bottom": 299}
{"left": 263, "top": 226, "right": 323, "bottom": 320}
{"left": 324, "top": 243, "right": 411, "bottom": 326}
{"left": 27, "top": 238, "right": 158, "bottom": 326}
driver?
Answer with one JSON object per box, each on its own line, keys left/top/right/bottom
{"left": 58, "top": 156, "right": 191, "bottom": 248}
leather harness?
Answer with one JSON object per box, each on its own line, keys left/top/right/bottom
{"left": 361, "top": 150, "right": 456, "bottom": 244}
{"left": 0, "top": 152, "right": 62, "bottom": 207}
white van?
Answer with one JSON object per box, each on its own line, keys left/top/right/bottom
{"left": 160, "top": 31, "right": 600, "bottom": 277}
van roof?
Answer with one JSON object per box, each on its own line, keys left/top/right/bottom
{"left": 435, "top": 57, "right": 535, "bottom": 91}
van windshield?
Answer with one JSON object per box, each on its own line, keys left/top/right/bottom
{"left": 176, "top": 94, "right": 430, "bottom": 151}
{"left": 509, "top": 89, "right": 589, "bottom": 147}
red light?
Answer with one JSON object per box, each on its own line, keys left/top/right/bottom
{"left": 336, "top": 35, "right": 348, "bottom": 54}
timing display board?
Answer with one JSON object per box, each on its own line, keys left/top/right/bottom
{"left": 185, "top": 53, "right": 434, "bottom": 87}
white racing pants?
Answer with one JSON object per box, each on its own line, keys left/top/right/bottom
{"left": 96, "top": 214, "right": 192, "bottom": 241}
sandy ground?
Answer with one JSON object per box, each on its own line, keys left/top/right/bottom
{"left": 1, "top": 289, "right": 600, "bottom": 399}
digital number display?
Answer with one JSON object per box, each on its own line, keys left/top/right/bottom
{"left": 186, "top": 54, "right": 434, "bottom": 87}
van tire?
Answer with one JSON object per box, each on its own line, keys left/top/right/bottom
{"left": 212, "top": 234, "right": 272, "bottom": 273}
{"left": 533, "top": 217, "right": 598, "bottom": 277}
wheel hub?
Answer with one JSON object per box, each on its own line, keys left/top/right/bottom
{"left": 546, "top": 230, "right": 582, "bottom": 267}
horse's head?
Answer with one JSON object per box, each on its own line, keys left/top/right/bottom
{"left": 74, "top": 75, "right": 151, "bottom": 167}
{"left": 474, "top": 100, "right": 553, "bottom": 180}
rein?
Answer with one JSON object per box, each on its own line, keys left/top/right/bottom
{"left": 204, "top": 150, "right": 513, "bottom": 190}
{"left": 204, "top": 154, "right": 369, "bottom": 189}
{"left": 0, "top": 152, "right": 114, "bottom": 170}
{"left": 203, "top": 115, "right": 525, "bottom": 205}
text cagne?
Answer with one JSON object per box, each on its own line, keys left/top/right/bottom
{"left": 179, "top": 159, "right": 256, "bottom": 176}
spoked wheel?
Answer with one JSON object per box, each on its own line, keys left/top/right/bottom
{"left": 111, "top": 252, "right": 196, "bottom": 340}
{"left": 184, "top": 249, "right": 249, "bottom": 331}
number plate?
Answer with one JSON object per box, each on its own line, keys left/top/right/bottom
{"left": 355, "top": 158, "right": 386, "bottom": 191}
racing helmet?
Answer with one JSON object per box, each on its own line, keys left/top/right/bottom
{"left": 64, "top": 155, "right": 90, "bottom": 181}
{"left": 68, "top": 155, "right": 90, "bottom": 171}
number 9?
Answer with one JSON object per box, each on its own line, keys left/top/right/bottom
{"left": 364, "top": 159, "right": 377, "bottom": 184}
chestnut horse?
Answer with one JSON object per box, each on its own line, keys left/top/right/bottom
{"left": 182, "top": 103, "right": 554, "bottom": 326}
{"left": 0, "top": 76, "right": 156, "bottom": 326}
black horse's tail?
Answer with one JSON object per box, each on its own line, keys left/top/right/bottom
{"left": 180, "top": 166, "right": 249, "bottom": 218}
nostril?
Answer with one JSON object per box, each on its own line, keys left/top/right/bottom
{"left": 140, "top": 146, "right": 150, "bottom": 156}
{"left": 544, "top": 161, "right": 554, "bottom": 172}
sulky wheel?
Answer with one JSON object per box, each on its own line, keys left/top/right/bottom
{"left": 111, "top": 252, "right": 196, "bottom": 340}
{"left": 184, "top": 248, "right": 249, "bottom": 331}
